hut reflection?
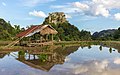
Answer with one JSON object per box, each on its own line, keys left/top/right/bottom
{"left": 0, "top": 51, "right": 11, "bottom": 59}
{"left": 0, "top": 53, "right": 7, "bottom": 58}
{"left": 16, "top": 46, "right": 79, "bottom": 71}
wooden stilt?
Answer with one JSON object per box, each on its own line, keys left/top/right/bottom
{"left": 46, "top": 35, "right": 48, "bottom": 42}
{"left": 29, "top": 54, "right": 30, "bottom": 60}
{"left": 52, "top": 34, "right": 53, "bottom": 41}
{"left": 33, "top": 54, "right": 35, "bottom": 60}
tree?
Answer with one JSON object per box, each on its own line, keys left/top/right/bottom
{"left": 114, "top": 27, "right": 120, "bottom": 40}
{"left": 80, "top": 30, "right": 92, "bottom": 41}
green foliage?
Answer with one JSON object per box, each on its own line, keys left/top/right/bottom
{"left": 0, "top": 18, "right": 24, "bottom": 40}
{"left": 92, "top": 29, "right": 120, "bottom": 41}
{"left": 38, "top": 54, "right": 48, "bottom": 62}
{"left": 46, "top": 22, "right": 82, "bottom": 41}
{"left": 80, "top": 30, "right": 92, "bottom": 41}
{"left": 18, "top": 50, "right": 25, "bottom": 56}
{"left": 114, "top": 27, "right": 120, "bottom": 40}
{"left": 0, "top": 19, "right": 15, "bottom": 40}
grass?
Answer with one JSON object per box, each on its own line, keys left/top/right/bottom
{"left": 0, "top": 40, "right": 120, "bottom": 51}
{"left": 0, "top": 41, "right": 12, "bottom": 46}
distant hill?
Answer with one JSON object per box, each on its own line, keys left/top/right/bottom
{"left": 0, "top": 18, "right": 15, "bottom": 40}
{"left": 92, "top": 29, "right": 117, "bottom": 40}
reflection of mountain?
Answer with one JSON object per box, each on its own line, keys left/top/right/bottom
{"left": 16, "top": 46, "right": 79, "bottom": 71}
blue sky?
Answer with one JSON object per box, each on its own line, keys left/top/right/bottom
{"left": 0, "top": 0, "right": 120, "bottom": 33}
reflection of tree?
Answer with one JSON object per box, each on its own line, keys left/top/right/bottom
{"left": 88, "top": 45, "right": 91, "bottom": 49}
{"left": 18, "top": 50, "right": 25, "bottom": 60}
{"left": 99, "top": 46, "right": 102, "bottom": 51}
{"left": 109, "top": 48, "right": 112, "bottom": 53}
{"left": 118, "top": 50, "right": 120, "bottom": 53}
{"left": 103, "top": 43, "right": 120, "bottom": 53}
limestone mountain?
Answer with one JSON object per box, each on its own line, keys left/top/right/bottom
{"left": 43, "top": 12, "right": 68, "bottom": 25}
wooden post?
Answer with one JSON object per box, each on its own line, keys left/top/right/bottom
{"left": 29, "top": 38, "right": 31, "bottom": 43}
{"left": 29, "top": 54, "right": 30, "bottom": 60}
{"left": 46, "top": 34, "right": 48, "bottom": 42}
{"left": 52, "top": 34, "right": 53, "bottom": 41}
{"left": 33, "top": 54, "right": 35, "bottom": 60}
{"left": 40, "top": 32, "right": 41, "bottom": 43}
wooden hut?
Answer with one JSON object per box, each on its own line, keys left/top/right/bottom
{"left": 16, "top": 24, "right": 58, "bottom": 46}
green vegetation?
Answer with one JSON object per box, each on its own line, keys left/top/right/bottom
{"left": 0, "top": 18, "right": 24, "bottom": 40}
{"left": 114, "top": 27, "right": 120, "bottom": 40}
{"left": 38, "top": 54, "right": 48, "bottom": 62}
{"left": 48, "top": 22, "right": 82, "bottom": 41}
{"left": 92, "top": 28, "right": 120, "bottom": 41}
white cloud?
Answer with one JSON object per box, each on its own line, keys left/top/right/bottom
{"left": 2, "top": 2, "right": 6, "bottom": 6}
{"left": 114, "top": 13, "right": 120, "bottom": 21}
{"left": 21, "top": 0, "right": 55, "bottom": 7}
{"left": 93, "top": 5, "right": 110, "bottom": 17}
{"left": 73, "top": 2, "right": 89, "bottom": 10}
{"left": 114, "top": 57, "right": 120, "bottom": 64}
{"left": 29, "top": 10, "right": 47, "bottom": 18}
{"left": 92, "top": 0, "right": 120, "bottom": 9}
{"left": 72, "top": 1, "right": 110, "bottom": 17}
{"left": 65, "top": 14, "right": 72, "bottom": 19}
{"left": 51, "top": 0, "right": 120, "bottom": 19}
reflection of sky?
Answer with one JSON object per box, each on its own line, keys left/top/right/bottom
{"left": 66, "top": 45, "right": 120, "bottom": 63}
{"left": 0, "top": 45, "right": 120, "bottom": 75}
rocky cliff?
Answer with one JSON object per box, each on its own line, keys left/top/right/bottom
{"left": 43, "top": 12, "right": 68, "bottom": 25}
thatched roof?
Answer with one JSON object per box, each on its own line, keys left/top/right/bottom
{"left": 16, "top": 25, "right": 58, "bottom": 38}
{"left": 16, "top": 59, "right": 54, "bottom": 71}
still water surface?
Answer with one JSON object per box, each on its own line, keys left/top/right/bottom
{"left": 0, "top": 45, "right": 120, "bottom": 75}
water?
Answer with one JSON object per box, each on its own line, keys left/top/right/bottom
{"left": 0, "top": 45, "right": 120, "bottom": 75}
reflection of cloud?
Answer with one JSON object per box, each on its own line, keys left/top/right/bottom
{"left": 94, "top": 60, "right": 109, "bottom": 72}
{"left": 65, "top": 57, "right": 71, "bottom": 62}
{"left": 114, "top": 57, "right": 120, "bottom": 65}
{"left": 71, "top": 60, "right": 109, "bottom": 74}
{"left": 70, "top": 60, "right": 120, "bottom": 75}
{"left": 72, "top": 65, "right": 88, "bottom": 74}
